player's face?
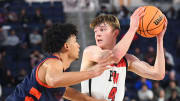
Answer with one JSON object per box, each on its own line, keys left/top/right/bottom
{"left": 67, "top": 35, "right": 80, "bottom": 60}
{"left": 94, "top": 23, "right": 116, "bottom": 49}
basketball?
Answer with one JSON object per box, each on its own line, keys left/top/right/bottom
{"left": 137, "top": 6, "right": 166, "bottom": 38}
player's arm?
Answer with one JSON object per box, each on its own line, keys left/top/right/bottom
{"left": 45, "top": 59, "right": 112, "bottom": 88}
{"left": 80, "top": 45, "right": 114, "bottom": 71}
{"left": 63, "top": 87, "right": 106, "bottom": 101}
{"left": 112, "top": 7, "right": 145, "bottom": 61}
{"left": 82, "top": 45, "right": 113, "bottom": 62}
{"left": 127, "top": 18, "right": 167, "bottom": 80}
{"left": 126, "top": 53, "right": 165, "bottom": 80}
{"left": 126, "top": 20, "right": 167, "bottom": 80}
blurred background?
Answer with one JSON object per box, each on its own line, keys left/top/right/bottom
{"left": 0, "top": 0, "right": 180, "bottom": 101}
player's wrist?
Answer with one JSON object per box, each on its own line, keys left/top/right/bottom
{"left": 156, "top": 36, "right": 163, "bottom": 41}
{"left": 128, "top": 27, "right": 137, "bottom": 34}
{"left": 87, "top": 69, "right": 97, "bottom": 78}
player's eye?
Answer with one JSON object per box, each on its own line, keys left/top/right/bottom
{"left": 100, "top": 28, "right": 106, "bottom": 32}
{"left": 94, "top": 30, "right": 97, "bottom": 33}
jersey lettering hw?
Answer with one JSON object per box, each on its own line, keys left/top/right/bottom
{"left": 81, "top": 57, "right": 128, "bottom": 101}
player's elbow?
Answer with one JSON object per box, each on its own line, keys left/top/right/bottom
{"left": 154, "top": 72, "right": 165, "bottom": 80}
{"left": 46, "top": 77, "right": 59, "bottom": 88}
{"left": 157, "top": 68, "right": 165, "bottom": 80}
{"left": 46, "top": 80, "right": 56, "bottom": 88}
{"left": 112, "top": 50, "right": 124, "bottom": 62}
{"left": 159, "top": 72, "right": 165, "bottom": 80}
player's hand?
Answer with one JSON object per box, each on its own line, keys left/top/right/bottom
{"left": 129, "top": 7, "right": 145, "bottom": 31}
{"left": 157, "top": 16, "right": 168, "bottom": 39}
{"left": 98, "top": 50, "right": 119, "bottom": 64}
{"left": 89, "top": 60, "right": 115, "bottom": 77}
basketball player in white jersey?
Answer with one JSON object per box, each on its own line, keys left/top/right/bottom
{"left": 81, "top": 7, "right": 167, "bottom": 101}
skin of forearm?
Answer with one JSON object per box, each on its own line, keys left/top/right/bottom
{"left": 133, "top": 38, "right": 165, "bottom": 80}
{"left": 113, "top": 28, "right": 136, "bottom": 60}
{"left": 48, "top": 71, "right": 95, "bottom": 87}
{"left": 64, "top": 87, "right": 87, "bottom": 101}
{"left": 153, "top": 37, "right": 165, "bottom": 79}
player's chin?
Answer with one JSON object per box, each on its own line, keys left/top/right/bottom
{"left": 75, "top": 55, "right": 79, "bottom": 60}
{"left": 97, "top": 43, "right": 103, "bottom": 48}
{"left": 98, "top": 44, "right": 105, "bottom": 49}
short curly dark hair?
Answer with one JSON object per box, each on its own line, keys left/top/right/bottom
{"left": 42, "top": 23, "right": 78, "bottom": 54}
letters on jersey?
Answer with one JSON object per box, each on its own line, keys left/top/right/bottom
{"left": 81, "top": 58, "right": 128, "bottom": 101}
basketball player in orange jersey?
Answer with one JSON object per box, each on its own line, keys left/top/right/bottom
{"left": 81, "top": 7, "right": 167, "bottom": 101}
{"left": 6, "top": 23, "right": 114, "bottom": 101}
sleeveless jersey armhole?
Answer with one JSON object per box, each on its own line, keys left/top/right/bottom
{"left": 88, "top": 79, "right": 92, "bottom": 96}
{"left": 35, "top": 57, "right": 59, "bottom": 88}
{"left": 123, "top": 57, "right": 128, "bottom": 71}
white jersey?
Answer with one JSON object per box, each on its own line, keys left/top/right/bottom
{"left": 81, "top": 58, "right": 128, "bottom": 101}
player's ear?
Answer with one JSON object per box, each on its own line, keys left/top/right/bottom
{"left": 64, "top": 43, "right": 69, "bottom": 50}
{"left": 114, "top": 29, "right": 119, "bottom": 37}
{"left": 61, "top": 43, "right": 69, "bottom": 52}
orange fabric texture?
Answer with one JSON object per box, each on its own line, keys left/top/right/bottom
{"left": 29, "top": 87, "right": 42, "bottom": 100}
{"left": 25, "top": 96, "right": 34, "bottom": 101}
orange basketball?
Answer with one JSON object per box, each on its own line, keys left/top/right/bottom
{"left": 137, "top": 6, "right": 166, "bottom": 38}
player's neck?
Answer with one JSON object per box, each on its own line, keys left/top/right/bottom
{"left": 53, "top": 53, "right": 73, "bottom": 70}
{"left": 101, "top": 42, "right": 116, "bottom": 50}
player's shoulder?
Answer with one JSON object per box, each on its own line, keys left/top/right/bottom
{"left": 125, "top": 53, "right": 138, "bottom": 60}
{"left": 125, "top": 53, "right": 139, "bottom": 67}
{"left": 43, "top": 58, "right": 62, "bottom": 68}
{"left": 82, "top": 45, "right": 102, "bottom": 61}
{"left": 125, "top": 53, "right": 132, "bottom": 58}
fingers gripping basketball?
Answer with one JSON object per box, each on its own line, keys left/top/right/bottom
{"left": 137, "top": 6, "right": 166, "bottom": 38}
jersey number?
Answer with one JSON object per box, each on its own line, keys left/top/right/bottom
{"left": 108, "top": 87, "right": 117, "bottom": 101}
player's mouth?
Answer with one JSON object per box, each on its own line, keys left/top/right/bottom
{"left": 97, "top": 39, "right": 103, "bottom": 43}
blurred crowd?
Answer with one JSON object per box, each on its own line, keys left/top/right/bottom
{"left": 0, "top": 0, "right": 65, "bottom": 100}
